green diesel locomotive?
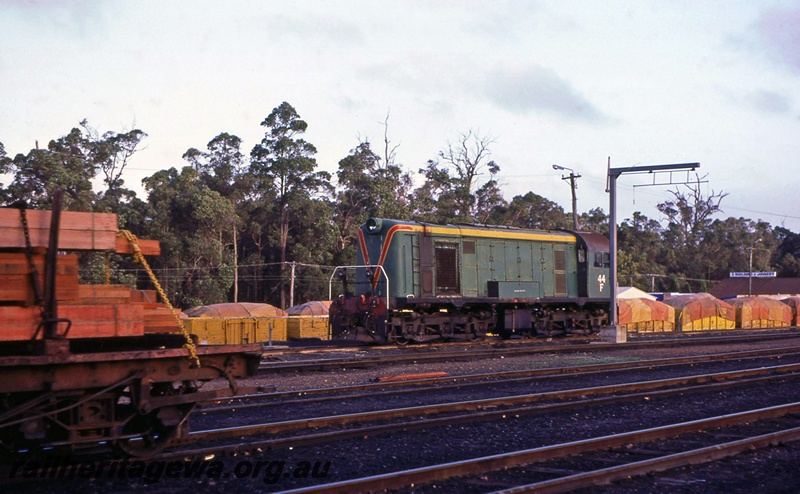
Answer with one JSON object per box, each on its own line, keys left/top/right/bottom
{"left": 329, "top": 218, "right": 611, "bottom": 343}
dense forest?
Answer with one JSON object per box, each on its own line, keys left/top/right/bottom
{"left": 2, "top": 102, "right": 799, "bottom": 310}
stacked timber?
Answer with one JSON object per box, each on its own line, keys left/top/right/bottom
{"left": 0, "top": 207, "right": 180, "bottom": 341}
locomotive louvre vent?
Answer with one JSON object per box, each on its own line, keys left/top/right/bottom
{"left": 434, "top": 243, "right": 460, "bottom": 294}
{"left": 555, "top": 250, "right": 567, "bottom": 295}
{"left": 554, "top": 250, "right": 566, "bottom": 271}
{"left": 462, "top": 240, "right": 476, "bottom": 254}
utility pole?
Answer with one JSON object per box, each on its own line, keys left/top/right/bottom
{"left": 553, "top": 164, "right": 581, "bottom": 229}
{"left": 748, "top": 238, "right": 762, "bottom": 297}
{"left": 289, "top": 261, "right": 297, "bottom": 308}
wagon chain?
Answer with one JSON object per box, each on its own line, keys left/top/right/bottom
{"left": 117, "top": 229, "right": 200, "bottom": 368}
{"left": 14, "top": 202, "right": 45, "bottom": 309}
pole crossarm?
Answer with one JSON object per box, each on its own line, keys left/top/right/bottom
{"left": 609, "top": 162, "right": 700, "bottom": 178}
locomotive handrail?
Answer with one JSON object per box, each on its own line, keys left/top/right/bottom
{"left": 329, "top": 265, "right": 390, "bottom": 310}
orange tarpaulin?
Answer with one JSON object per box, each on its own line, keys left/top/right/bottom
{"left": 664, "top": 293, "right": 735, "bottom": 331}
{"left": 286, "top": 300, "right": 332, "bottom": 316}
{"left": 729, "top": 297, "right": 792, "bottom": 328}
{"left": 782, "top": 297, "right": 800, "bottom": 326}
{"left": 184, "top": 302, "right": 287, "bottom": 318}
{"left": 618, "top": 298, "right": 675, "bottom": 332}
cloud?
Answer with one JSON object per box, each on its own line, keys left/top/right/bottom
{"left": 0, "top": 0, "right": 109, "bottom": 36}
{"left": 746, "top": 89, "right": 792, "bottom": 115}
{"left": 263, "top": 13, "right": 364, "bottom": 45}
{"left": 482, "top": 65, "right": 605, "bottom": 122}
{"left": 755, "top": 6, "right": 800, "bottom": 73}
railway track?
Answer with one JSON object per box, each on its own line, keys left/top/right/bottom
{"left": 168, "top": 358, "right": 800, "bottom": 458}
{"left": 280, "top": 403, "right": 800, "bottom": 493}
{"left": 201, "top": 344, "right": 800, "bottom": 415}
{"left": 8, "top": 334, "right": 800, "bottom": 492}
{"left": 256, "top": 330, "right": 800, "bottom": 374}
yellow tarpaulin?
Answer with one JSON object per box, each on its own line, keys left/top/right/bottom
{"left": 782, "top": 297, "right": 800, "bottom": 326}
{"left": 664, "top": 293, "right": 735, "bottom": 331}
{"left": 618, "top": 298, "right": 675, "bottom": 332}
{"left": 729, "top": 297, "right": 792, "bottom": 329}
{"left": 184, "top": 302, "right": 286, "bottom": 318}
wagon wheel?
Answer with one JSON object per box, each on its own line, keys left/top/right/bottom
{"left": 113, "top": 382, "right": 195, "bottom": 458}
{"left": 113, "top": 409, "right": 189, "bottom": 457}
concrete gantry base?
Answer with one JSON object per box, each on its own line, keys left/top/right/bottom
{"left": 600, "top": 325, "right": 627, "bottom": 343}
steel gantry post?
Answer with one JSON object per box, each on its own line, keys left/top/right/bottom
{"left": 606, "top": 160, "right": 700, "bottom": 342}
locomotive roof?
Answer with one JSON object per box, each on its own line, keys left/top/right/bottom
{"left": 364, "top": 218, "right": 580, "bottom": 243}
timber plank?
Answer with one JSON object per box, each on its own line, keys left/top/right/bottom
{"left": 0, "top": 254, "right": 79, "bottom": 303}
{"left": 66, "top": 284, "right": 134, "bottom": 305}
{"left": 143, "top": 307, "right": 182, "bottom": 333}
{"left": 0, "top": 209, "right": 118, "bottom": 251}
{"left": 129, "top": 290, "right": 157, "bottom": 303}
{"left": 114, "top": 236, "right": 161, "bottom": 256}
{"left": 0, "top": 304, "right": 145, "bottom": 340}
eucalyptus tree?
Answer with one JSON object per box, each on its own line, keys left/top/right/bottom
{"left": 333, "top": 141, "right": 412, "bottom": 259}
{"left": 472, "top": 178, "right": 506, "bottom": 224}
{"left": 0, "top": 142, "right": 9, "bottom": 203}
{"left": 657, "top": 175, "right": 727, "bottom": 285}
{"left": 410, "top": 159, "right": 459, "bottom": 223}
{"left": 774, "top": 227, "right": 800, "bottom": 277}
{"left": 657, "top": 175, "right": 727, "bottom": 249}
{"left": 2, "top": 128, "right": 97, "bottom": 210}
{"left": 500, "top": 192, "right": 569, "bottom": 230}
{"left": 617, "top": 212, "right": 665, "bottom": 290}
{"left": 419, "top": 129, "right": 503, "bottom": 223}
{"left": 183, "top": 132, "right": 248, "bottom": 198}
{"left": 80, "top": 120, "right": 146, "bottom": 212}
{"left": 182, "top": 133, "right": 252, "bottom": 301}
{"left": 249, "top": 102, "right": 333, "bottom": 308}
{"left": 141, "top": 167, "right": 238, "bottom": 307}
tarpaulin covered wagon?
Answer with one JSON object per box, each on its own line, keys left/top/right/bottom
{"left": 183, "top": 302, "right": 287, "bottom": 344}
{"left": 286, "top": 301, "right": 332, "bottom": 339}
{"left": 780, "top": 297, "right": 800, "bottom": 327}
{"left": 728, "top": 297, "right": 793, "bottom": 329}
{"left": 664, "top": 293, "right": 735, "bottom": 331}
{"left": 618, "top": 298, "right": 676, "bottom": 332}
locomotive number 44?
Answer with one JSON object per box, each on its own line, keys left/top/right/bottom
{"left": 597, "top": 274, "right": 606, "bottom": 292}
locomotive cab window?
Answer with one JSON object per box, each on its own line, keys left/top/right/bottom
{"left": 434, "top": 242, "right": 460, "bottom": 295}
{"left": 594, "top": 252, "right": 610, "bottom": 268}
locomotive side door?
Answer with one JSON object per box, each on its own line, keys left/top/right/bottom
{"left": 476, "top": 239, "right": 504, "bottom": 296}
{"left": 420, "top": 230, "right": 434, "bottom": 296}
{"left": 540, "top": 243, "right": 555, "bottom": 297}
{"left": 461, "top": 239, "right": 478, "bottom": 297}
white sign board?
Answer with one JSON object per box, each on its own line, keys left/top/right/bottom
{"left": 729, "top": 272, "right": 777, "bottom": 278}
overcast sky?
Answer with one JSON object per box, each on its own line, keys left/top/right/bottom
{"left": 2, "top": 1, "right": 799, "bottom": 232}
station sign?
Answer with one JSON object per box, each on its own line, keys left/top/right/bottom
{"left": 729, "top": 272, "right": 777, "bottom": 278}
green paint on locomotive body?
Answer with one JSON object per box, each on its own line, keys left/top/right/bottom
{"left": 356, "top": 218, "right": 611, "bottom": 303}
